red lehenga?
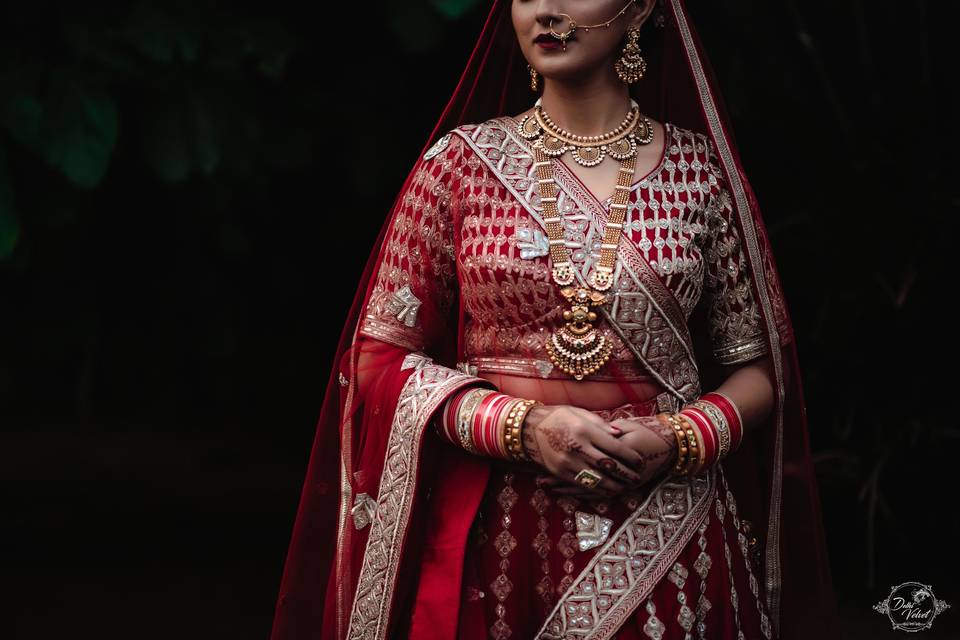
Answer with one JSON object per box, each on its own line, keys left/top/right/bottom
{"left": 269, "top": 2, "right": 841, "bottom": 640}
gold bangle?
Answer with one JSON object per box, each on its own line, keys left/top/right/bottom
{"left": 504, "top": 398, "right": 539, "bottom": 461}
{"left": 677, "top": 413, "right": 706, "bottom": 476}
{"left": 517, "top": 399, "right": 543, "bottom": 461}
{"left": 500, "top": 397, "right": 527, "bottom": 460}
{"left": 664, "top": 413, "right": 690, "bottom": 477}
{"left": 499, "top": 398, "right": 524, "bottom": 460}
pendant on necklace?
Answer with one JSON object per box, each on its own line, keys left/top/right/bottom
{"left": 545, "top": 285, "right": 613, "bottom": 380}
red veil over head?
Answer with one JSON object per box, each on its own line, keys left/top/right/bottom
{"left": 270, "top": 2, "right": 841, "bottom": 639}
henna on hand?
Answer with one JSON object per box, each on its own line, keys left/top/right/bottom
{"left": 520, "top": 416, "right": 544, "bottom": 465}
{"left": 608, "top": 413, "right": 680, "bottom": 483}
{"left": 541, "top": 421, "right": 582, "bottom": 454}
{"left": 650, "top": 414, "right": 679, "bottom": 448}
{"left": 597, "top": 454, "right": 645, "bottom": 480}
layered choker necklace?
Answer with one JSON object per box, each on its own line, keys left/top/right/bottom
{"left": 515, "top": 97, "right": 655, "bottom": 379}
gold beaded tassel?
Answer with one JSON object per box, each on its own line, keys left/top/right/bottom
{"left": 531, "top": 153, "right": 574, "bottom": 286}
{"left": 589, "top": 164, "right": 635, "bottom": 291}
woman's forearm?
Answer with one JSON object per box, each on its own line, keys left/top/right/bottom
{"left": 711, "top": 353, "right": 776, "bottom": 437}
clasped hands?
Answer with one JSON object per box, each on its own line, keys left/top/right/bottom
{"left": 520, "top": 404, "right": 679, "bottom": 500}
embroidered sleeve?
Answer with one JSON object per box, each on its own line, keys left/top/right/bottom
{"left": 701, "top": 139, "right": 771, "bottom": 365}
{"left": 358, "top": 131, "right": 463, "bottom": 352}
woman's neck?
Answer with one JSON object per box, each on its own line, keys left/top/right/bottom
{"left": 538, "top": 80, "right": 634, "bottom": 137}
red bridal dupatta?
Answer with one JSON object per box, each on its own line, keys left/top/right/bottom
{"left": 269, "top": 2, "right": 841, "bottom": 639}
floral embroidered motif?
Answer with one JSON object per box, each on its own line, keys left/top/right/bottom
{"left": 530, "top": 486, "right": 555, "bottom": 608}
{"left": 349, "top": 492, "right": 376, "bottom": 530}
{"left": 574, "top": 510, "right": 614, "bottom": 551}
{"left": 383, "top": 284, "right": 422, "bottom": 328}
{"left": 643, "top": 596, "right": 666, "bottom": 639}
{"left": 555, "top": 496, "right": 581, "bottom": 597}
{"left": 676, "top": 591, "right": 696, "bottom": 635}
{"left": 516, "top": 226, "right": 550, "bottom": 259}
{"left": 694, "top": 514, "right": 712, "bottom": 639}
{"left": 490, "top": 472, "right": 519, "bottom": 640}
{"left": 423, "top": 131, "right": 451, "bottom": 161}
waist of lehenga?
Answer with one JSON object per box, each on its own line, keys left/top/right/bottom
{"left": 467, "top": 355, "right": 653, "bottom": 381}
{"left": 469, "top": 355, "right": 669, "bottom": 412}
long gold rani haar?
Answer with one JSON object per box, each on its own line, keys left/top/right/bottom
{"left": 516, "top": 98, "right": 654, "bottom": 379}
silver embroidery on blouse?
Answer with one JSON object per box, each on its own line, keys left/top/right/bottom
{"left": 575, "top": 510, "right": 614, "bottom": 551}
{"left": 384, "top": 284, "right": 422, "bottom": 328}
{"left": 534, "top": 359, "right": 554, "bottom": 378}
{"left": 422, "top": 132, "right": 452, "bottom": 161}
{"left": 516, "top": 226, "right": 550, "bottom": 259}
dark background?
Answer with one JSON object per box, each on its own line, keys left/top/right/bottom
{"left": 2, "top": 1, "right": 957, "bottom": 638}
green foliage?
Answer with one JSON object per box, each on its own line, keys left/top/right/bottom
{"left": 0, "top": 1, "right": 475, "bottom": 260}
{"left": 3, "top": 72, "right": 119, "bottom": 190}
{"left": 430, "top": 0, "right": 483, "bottom": 20}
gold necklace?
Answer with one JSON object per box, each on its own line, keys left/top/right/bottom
{"left": 515, "top": 100, "right": 654, "bottom": 379}
{"left": 518, "top": 97, "right": 653, "bottom": 167}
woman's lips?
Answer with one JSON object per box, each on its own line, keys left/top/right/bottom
{"left": 534, "top": 34, "right": 573, "bottom": 49}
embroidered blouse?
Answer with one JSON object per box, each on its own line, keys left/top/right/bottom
{"left": 359, "top": 116, "right": 787, "bottom": 382}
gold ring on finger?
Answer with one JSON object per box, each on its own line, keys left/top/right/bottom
{"left": 574, "top": 468, "right": 603, "bottom": 488}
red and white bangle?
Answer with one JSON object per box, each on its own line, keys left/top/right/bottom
{"left": 678, "top": 391, "right": 745, "bottom": 473}
{"left": 433, "top": 387, "right": 537, "bottom": 461}
{"left": 702, "top": 391, "right": 744, "bottom": 452}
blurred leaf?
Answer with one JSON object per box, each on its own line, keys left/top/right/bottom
{"left": 430, "top": 0, "right": 483, "bottom": 20}
{"left": 1, "top": 73, "right": 118, "bottom": 189}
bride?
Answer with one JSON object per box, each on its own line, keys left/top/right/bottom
{"left": 270, "top": 2, "right": 841, "bottom": 639}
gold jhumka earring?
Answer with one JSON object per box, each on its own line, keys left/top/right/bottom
{"left": 615, "top": 26, "right": 647, "bottom": 83}
{"left": 528, "top": 63, "right": 539, "bottom": 92}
